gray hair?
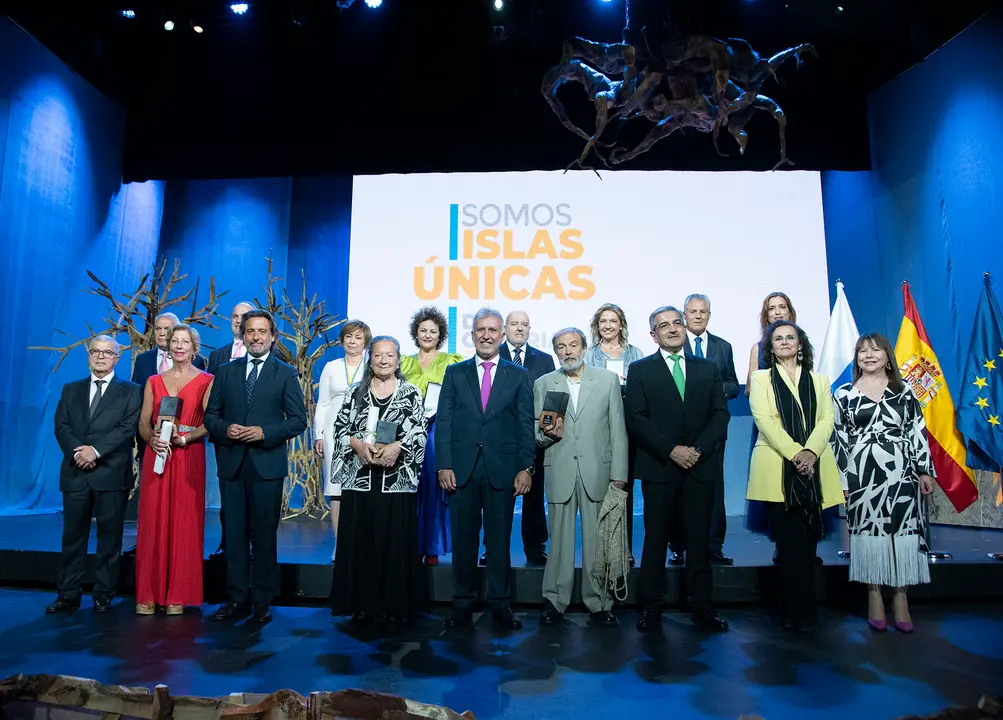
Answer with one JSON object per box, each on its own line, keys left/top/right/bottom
{"left": 649, "top": 305, "right": 682, "bottom": 330}
{"left": 155, "top": 311, "right": 180, "bottom": 324}
{"left": 473, "top": 307, "right": 504, "bottom": 327}
{"left": 88, "top": 334, "right": 120, "bottom": 354}
{"left": 684, "top": 294, "right": 711, "bottom": 312}
{"left": 233, "top": 301, "right": 256, "bottom": 313}
{"left": 353, "top": 335, "right": 404, "bottom": 405}
{"left": 551, "top": 327, "right": 588, "bottom": 352}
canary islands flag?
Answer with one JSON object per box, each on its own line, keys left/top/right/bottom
{"left": 818, "top": 281, "right": 860, "bottom": 391}
{"left": 956, "top": 273, "right": 1003, "bottom": 473}
{"left": 895, "top": 282, "right": 978, "bottom": 512}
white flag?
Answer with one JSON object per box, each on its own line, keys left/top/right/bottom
{"left": 818, "top": 281, "right": 860, "bottom": 391}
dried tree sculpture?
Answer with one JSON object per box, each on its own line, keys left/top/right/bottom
{"left": 541, "top": 0, "right": 816, "bottom": 169}
{"left": 254, "top": 255, "right": 345, "bottom": 520}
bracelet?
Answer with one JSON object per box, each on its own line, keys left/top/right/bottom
{"left": 180, "top": 435, "right": 187, "bottom": 447}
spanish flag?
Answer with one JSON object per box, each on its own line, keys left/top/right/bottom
{"left": 895, "top": 283, "right": 978, "bottom": 511}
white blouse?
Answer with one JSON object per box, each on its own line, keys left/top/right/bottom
{"left": 314, "top": 357, "right": 365, "bottom": 442}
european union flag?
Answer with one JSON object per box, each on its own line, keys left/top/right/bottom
{"left": 956, "top": 274, "right": 1003, "bottom": 472}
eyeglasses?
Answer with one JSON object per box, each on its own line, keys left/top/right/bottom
{"left": 88, "top": 349, "right": 119, "bottom": 358}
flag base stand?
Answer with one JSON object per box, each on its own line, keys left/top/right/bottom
{"left": 924, "top": 497, "right": 952, "bottom": 561}
{"left": 836, "top": 550, "right": 850, "bottom": 559}
{"left": 989, "top": 553, "right": 1003, "bottom": 561}
{"left": 929, "top": 551, "right": 953, "bottom": 561}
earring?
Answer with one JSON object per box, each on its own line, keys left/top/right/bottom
{"left": 797, "top": 349, "right": 803, "bottom": 361}
{"left": 885, "top": 362, "right": 892, "bottom": 370}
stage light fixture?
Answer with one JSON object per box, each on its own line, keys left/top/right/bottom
{"left": 836, "top": 5, "right": 844, "bottom": 11}
{"left": 364, "top": 0, "right": 382, "bottom": 7}
{"left": 121, "top": 9, "right": 136, "bottom": 18}
{"left": 164, "top": 20, "right": 175, "bottom": 30}
{"left": 230, "top": 3, "right": 249, "bottom": 14}
{"left": 193, "top": 24, "right": 204, "bottom": 33}
{"left": 494, "top": 0, "right": 503, "bottom": 9}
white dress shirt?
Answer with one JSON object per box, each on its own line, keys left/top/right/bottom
{"left": 659, "top": 347, "right": 687, "bottom": 378}
{"left": 566, "top": 373, "right": 582, "bottom": 412}
{"left": 246, "top": 351, "right": 270, "bottom": 378}
{"left": 690, "top": 331, "right": 709, "bottom": 358}
{"left": 87, "top": 374, "right": 113, "bottom": 458}
{"left": 476, "top": 354, "right": 499, "bottom": 385}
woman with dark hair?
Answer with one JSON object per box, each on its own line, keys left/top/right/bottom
{"left": 329, "top": 336, "right": 427, "bottom": 625}
{"left": 400, "top": 306, "right": 464, "bottom": 565}
{"left": 833, "top": 333, "right": 935, "bottom": 632}
{"left": 314, "top": 320, "right": 372, "bottom": 560}
{"left": 746, "top": 320, "right": 843, "bottom": 632}
{"left": 582, "top": 302, "right": 645, "bottom": 564}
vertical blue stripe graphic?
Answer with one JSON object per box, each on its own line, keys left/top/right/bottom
{"left": 449, "top": 203, "right": 459, "bottom": 261}
{"left": 448, "top": 306, "right": 458, "bottom": 353}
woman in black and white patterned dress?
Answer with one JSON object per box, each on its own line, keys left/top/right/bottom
{"left": 833, "top": 333, "right": 936, "bottom": 633}
{"left": 329, "top": 336, "right": 427, "bottom": 625}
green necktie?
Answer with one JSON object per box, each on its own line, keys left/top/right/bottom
{"left": 669, "top": 354, "right": 685, "bottom": 400}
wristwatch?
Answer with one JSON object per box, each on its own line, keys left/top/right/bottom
{"left": 180, "top": 435, "right": 188, "bottom": 448}
{"left": 523, "top": 465, "right": 535, "bottom": 476}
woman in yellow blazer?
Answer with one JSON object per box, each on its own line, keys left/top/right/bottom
{"left": 747, "top": 319, "right": 842, "bottom": 633}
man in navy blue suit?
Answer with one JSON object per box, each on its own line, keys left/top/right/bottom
{"left": 670, "top": 293, "right": 740, "bottom": 566}
{"left": 204, "top": 310, "right": 307, "bottom": 624}
{"left": 131, "top": 312, "right": 206, "bottom": 460}
{"left": 207, "top": 300, "right": 256, "bottom": 558}
{"left": 497, "top": 310, "right": 555, "bottom": 566}
{"left": 436, "top": 307, "right": 535, "bottom": 629}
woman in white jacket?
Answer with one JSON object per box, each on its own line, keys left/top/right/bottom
{"left": 314, "top": 320, "right": 371, "bottom": 560}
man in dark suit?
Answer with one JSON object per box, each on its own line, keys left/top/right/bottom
{"left": 667, "top": 293, "right": 741, "bottom": 566}
{"left": 132, "top": 312, "right": 206, "bottom": 460}
{"left": 204, "top": 310, "right": 307, "bottom": 624}
{"left": 207, "top": 301, "right": 256, "bottom": 558}
{"left": 497, "top": 309, "right": 555, "bottom": 566}
{"left": 48, "top": 335, "right": 142, "bottom": 614}
{"left": 437, "top": 307, "right": 535, "bottom": 629}
{"left": 625, "top": 306, "right": 730, "bottom": 632}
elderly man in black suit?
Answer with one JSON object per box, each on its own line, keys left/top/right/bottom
{"left": 207, "top": 300, "right": 256, "bottom": 558}
{"left": 494, "top": 309, "right": 555, "bottom": 566}
{"left": 205, "top": 310, "right": 307, "bottom": 624}
{"left": 665, "top": 293, "right": 741, "bottom": 566}
{"left": 437, "top": 307, "right": 535, "bottom": 629}
{"left": 625, "top": 306, "right": 731, "bottom": 633}
{"left": 48, "top": 335, "right": 142, "bottom": 614}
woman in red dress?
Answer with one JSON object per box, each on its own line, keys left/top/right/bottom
{"left": 136, "top": 324, "right": 214, "bottom": 615}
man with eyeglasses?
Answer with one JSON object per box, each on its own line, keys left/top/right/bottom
{"left": 625, "top": 306, "right": 731, "bottom": 633}
{"left": 47, "top": 336, "right": 142, "bottom": 614}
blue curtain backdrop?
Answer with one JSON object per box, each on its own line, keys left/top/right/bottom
{"left": 0, "top": 18, "right": 163, "bottom": 515}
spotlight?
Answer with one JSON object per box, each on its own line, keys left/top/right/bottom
{"left": 164, "top": 20, "right": 175, "bottom": 30}
{"left": 121, "top": 9, "right": 136, "bottom": 18}
{"left": 364, "top": 0, "right": 382, "bottom": 7}
{"left": 230, "top": 3, "right": 249, "bottom": 14}
{"left": 193, "top": 24, "right": 204, "bottom": 33}
{"left": 494, "top": 0, "right": 502, "bottom": 8}
{"left": 836, "top": 5, "right": 844, "bottom": 11}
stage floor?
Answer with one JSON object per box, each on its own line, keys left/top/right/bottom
{"left": 0, "top": 586, "right": 1000, "bottom": 720}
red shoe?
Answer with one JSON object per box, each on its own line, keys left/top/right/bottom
{"left": 424, "top": 555, "right": 439, "bottom": 566}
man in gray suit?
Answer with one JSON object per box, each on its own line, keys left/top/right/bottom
{"left": 535, "top": 328, "right": 628, "bottom": 627}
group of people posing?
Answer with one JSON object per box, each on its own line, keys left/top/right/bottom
{"left": 48, "top": 290, "right": 936, "bottom": 636}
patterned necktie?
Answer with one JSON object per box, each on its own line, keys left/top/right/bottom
{"left": 158, "top": 350, "right": 169, "bottom": 373}
{"left": 89, "top": 379, "right": 105, "bottom": 419}
{"left": 480, "top": 361, "right": 494, "bottom": 411}
{"left": 246, "top": 358, "right": 262, "bottom": 403}
{"left": 695, "top": 337, "right": 704, "bottom": 358}
{"left": 513, "top": 347, "right": 523, "bottom": 366}
{"left": 669, "top": 355, "right": 685, "bottom": 400}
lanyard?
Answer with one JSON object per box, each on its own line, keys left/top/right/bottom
{"left": 344, "top": 358, "right": 363, "bottom": 386}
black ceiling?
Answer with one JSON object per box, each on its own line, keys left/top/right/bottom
{"left": 4, "top": 0, "right": 995, "bottom": 181}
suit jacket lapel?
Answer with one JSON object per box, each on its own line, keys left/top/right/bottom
{"left": 88, "top": 375, "right": 119, "bottom": 424}
{"left": 247, "top": 355, "right": 277, "bottom": 409}
{"left": 235, "top": 356, "right": 250, "bottom": 413}
{"left": 574, "top": 366, "right": 596, "bottom": 417}
{"left": 465, "top": 360, "right": 483, "bottom": 413}
{"left": 654, "top": 352, "right": 684, "bottom": 405}
{"left": 77, "top": 378, "right": 91, "bottom": 424}
{"left": 484, "top": 362, "right": 508, "bottom": 416}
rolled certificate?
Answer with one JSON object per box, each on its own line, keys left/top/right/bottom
{"left": 153, "top": 421, "right": 173, "bottom": 474}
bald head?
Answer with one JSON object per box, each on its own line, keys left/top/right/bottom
{"left": 505, "top": 310, "right": 531, "bottom": 348}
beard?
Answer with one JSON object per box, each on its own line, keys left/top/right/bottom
{"left": 561, "top": 356, "right": 584, "bottom": 373}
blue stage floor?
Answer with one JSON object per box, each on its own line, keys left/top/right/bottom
{"left": 0, "top": 587, "right": 1000, "bottom": 720}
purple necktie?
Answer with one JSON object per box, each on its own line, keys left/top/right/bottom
{"left": 480, "top": 361, "right": 494, "bottom": 412}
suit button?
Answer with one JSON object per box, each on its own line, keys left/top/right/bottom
{"left": 573, "top": 456, "right": 577, "bottom": 460}
{"left": 477, "top": 442, "right": 483, "bottom": 447}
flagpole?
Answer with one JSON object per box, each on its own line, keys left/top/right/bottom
{"left": 923, "top": 495, "right": 953, "bottom": 561}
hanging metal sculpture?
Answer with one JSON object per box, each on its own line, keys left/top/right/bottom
{"left": 541, "top": 3, "right": 816, "bottom": 170}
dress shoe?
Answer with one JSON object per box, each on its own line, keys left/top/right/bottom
{"left": 526, "top": 552, "right": 548, "bottom": 567}
{"left": 445, "top": 608, "right": 473, "bottom": 627}
{"left": 135, "top": 602, "right": 155, "bottom": 616}
{"left": 478, "top": 553, "right": 487, "bottom": 566}
{"left": 251, "top": 604, "right": 272, "bottom": 624}
{"left": 636, "top": 610, "right": 662, "bottom": 632}
{"left": 166, "top": 604, "right": 184, "bottom": 616}
{"left": 539, "top": 601, "right": 563, "bottom": 626}
{"left": 590, "top": 610, "right": 618, "bottom": 627}
{"left": 212, "top": 601, "right": 251, "bottom": 621}
{"left": 692, "top": 611, "right": 729, "bottom": 632}
{"left": 492, "top": 607, "right": 522, "bottom": 630}
{"left": 210, "top": 545, "right": 226, "bottom": 559}
{"left": 667, "top": 551, "right": 684, "bottom": 566}
{"left": 815, "top": 556, "right": 824, "bottom": 565}
{"left": 45, "top": 597, "right": 80, "bottom": 614}
{"left": 710, "top": 551, "right": 734, "bottom": 565}
{"left": 93, "top": 598, "right": 113, "bottom": 614}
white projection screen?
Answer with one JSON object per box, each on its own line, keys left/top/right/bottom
{"left": 348, "top": 170, "right": 830, "bottom": 381}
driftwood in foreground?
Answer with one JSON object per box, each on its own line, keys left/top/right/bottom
{"left": 0, "top": 675, "right": 477, "bottom": 720}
